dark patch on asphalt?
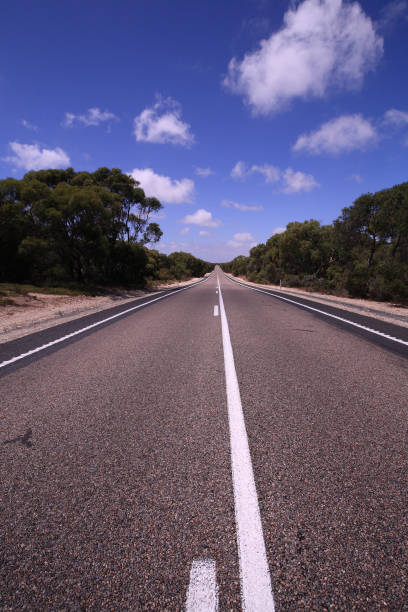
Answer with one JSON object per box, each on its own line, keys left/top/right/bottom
{"left": 293, "top": 329, "right": 315, "bottom": 333}
{"left": 3, "top": 428, "right": 33, "bottom": 447}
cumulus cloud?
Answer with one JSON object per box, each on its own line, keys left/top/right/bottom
{"left": 4, "top": 142, "right": 70, "bottom": 171}
{"left": 199, "top": 230, "right": 211, "bottom": 236}
{"left": 282, "top": 168, "right": 320, "bottom": 193}
{"left": 182, "top": 209, "right": 221, "bottom": 227}
{"left": 180, "top": 227, "right": 190, "bottom": 235}
{"left": 230, "top": 161, "right": 280, "bottom": 182}
{"left": 229, "top": 160, "right": 318, "bottom": 194}
{"left": 293, "top": 114, "right": 378, "bottom": 155}
{"left": 251, "top": 163, "right": 281, "bottom": 183}
{"left": 221, "top": 199, "right": 264, "bottom": 211}
{"left": 271, "top": 226, "right": 286, "bottom": 235}
{"left": 157, "top": 237, "right": 260, "bottom": 262}
{"left": 129, "top": 168, "right": 194, "bottom": 204}
{"left": 195, "top": 167, "right": 214, "bottom": 177}
{"left": 63, "top": 107, "right": 118, "bottom": 127}
{"left": 224, "top": 0, "right": 383, "bottom": 114}
{"left": 20, "top": 119, "right": 39, "bottom": 132}
{"left": 383, "top": 108, "right": 408, "bottom": 126}
{"left": 231, "top": 160, "right": 247, "bottom": 179}
{"left": 227, "top": 232, "right": 256, "bottom": 248}
{"left": 134, "top": 97, "right": 194, "bottom": 146}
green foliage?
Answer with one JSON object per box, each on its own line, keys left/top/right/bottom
{"left": 143, "top": 250, "right": 213, "bottom": 282}
{"left": 0, "top": 167, "right": 213, "bottom": 288}
{"left": 221, "top": 182, "right": 408, "bottom": 303}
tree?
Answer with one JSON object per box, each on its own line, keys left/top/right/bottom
{"left": 0, "top": 179, "right": 28, "bottom": 281}
{"left": 221, "top": 183, "right": 407, "bottom": 302}
{"left": 0, "top": 167, "right": 164, "bottom": 285}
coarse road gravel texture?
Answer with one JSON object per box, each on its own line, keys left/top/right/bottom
{"left": 1, "top": 268, "right": 407, "bottom": 610}
{"left": 220, "top": 270, "right": 408, "bottom": 610}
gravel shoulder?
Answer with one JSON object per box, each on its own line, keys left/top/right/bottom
{"left": 0, "top": 278, "right": 202, "bottom": 344}
{"left": 228, "top": 275, "right": 408, "bottom": 328}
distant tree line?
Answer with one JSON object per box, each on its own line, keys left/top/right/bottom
{"left": 0, "top": 167, "right": 213, "bottom": 287}
{"left": 221, "top": 181, "right": 408, "bottom": 303}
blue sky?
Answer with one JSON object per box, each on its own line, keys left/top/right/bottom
{"left": 1, "top": 0, "right": 408, "bottom": 262}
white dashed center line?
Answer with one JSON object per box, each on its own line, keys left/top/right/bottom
{"left": 213, "top": 305, "right": 219, "bottom": 317}
{"left": 186, "top": 559, "right": 219, "bottom": 612}
{"left": 217, "top": 276, "right": 275, "bottom": 611}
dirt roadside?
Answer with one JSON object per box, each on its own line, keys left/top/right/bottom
{"left": 1, "top": 274, "right": 407, "bottom": 345}
{"left": 0, "top": 278, "right": 202, "bottom": 344}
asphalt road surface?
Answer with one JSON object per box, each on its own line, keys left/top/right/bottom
{"left": 1, "top": 268, "right": 407, "bottom": 611}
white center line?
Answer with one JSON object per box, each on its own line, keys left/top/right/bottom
{"left": 213, "top": 305, "right": 219, "bottom": 317}
{"left": 217, "top": 275, "right": 275, "bottom": 611}
{"left": 0, "top": 275, "right": 212, "bottom": 370}
{"left": 186, "top": 559, "right": 219, "bottom": 612}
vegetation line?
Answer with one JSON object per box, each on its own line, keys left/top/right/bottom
{"left": 0, "top": 167, "right": 213, "bottom": 291}
{"left": 221, "top": 181, "right": 408, "bottom": 304}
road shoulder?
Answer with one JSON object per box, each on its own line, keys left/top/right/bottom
{"left": 0, "top": 278, "right": 203, "bottom": 344}
{"left": 226, "top": 275, "right": 408, "bottom": 328}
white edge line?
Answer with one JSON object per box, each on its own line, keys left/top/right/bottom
{"left": 0, "top": 274, "right": 214, "bottom": 369}
{"left": 217, "top": 275, "right": 275, "bottom": 611}
{"left": 224, "top": 274, "right": 408, "bottom": 347}
{"left": 186, "top": 558, "right": 219, "bottom": 612}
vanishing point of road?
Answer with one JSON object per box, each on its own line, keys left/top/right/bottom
{"left": 1, "top": 268, "right": 407, "bottom": 610}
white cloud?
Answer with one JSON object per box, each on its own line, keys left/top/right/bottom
{"left": 20, "top": 119, "right": 39, "bottom": 132}
{"left": 180, "top": 227, "right": 190, "bottom": 235}
{"left": 229, "top": 160, "right": 318, "bottom": 194}
{"left": 129, "top": 168, "right": 194, "bottom": 204}
{"left": 4, "top": 142, "right": 70, "bottom": 171}
{"left": 227, "top": 232, "right": 256, "bottom": 248}
{"left": 271, "top": 226, "right": 286, "bottom": 235}
{"left": 182, "top": 208, "right": 221, "bottom": 227}
{"left": 251, "top": 164, "right": 281, "bottom": 183}
{"left": 233, "top": 232, "right": 255, "bottom": 242}
{"left": 63, "top": 107, "right": 118, "bottom": 127}
{"left": 231, "top": 160, "right": 247, "bottom": 179}
{"left": 230, "top": 161, "right": 280, "bottom": 182}
{"left": 134, "top": 97, "right": 194, "bottom": 146}
{"left": 195, "top": 167, "right": 214, "bottom": 177}
{"left": 349, "top": 173, "right": 363, "bottom": 183}
{"left": 221, "top": 199, "right": 264, "bottom": 211}
{"left": 157, "top": 237, "right": 257, "bottom": 262}
{"left": 224, "top": 0, "right": 383, "bottom": 114}
{"left": 293, "top": 114, "right": 378, "bottom": 155}
{"left": 282, "top": 168, "right": 319, "bottom": 193}
{"left": 199, "top": 230, "right": 211, "bottom": 236}
{"left": 378, "top": 1, "right": 408, "bottom": 31}
{"left": 383, "top": 108, "right": 408, "bottom": 126}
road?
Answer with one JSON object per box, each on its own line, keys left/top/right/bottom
{"left": 1, "top": 268, "right": 407, "bottom": 610}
